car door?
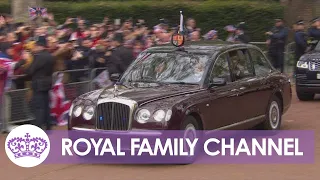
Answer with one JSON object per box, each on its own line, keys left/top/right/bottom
{"left": 201, "top": 53, "right": 240, "bottom": 130}
{"left": 228, "top": 49, "right": 258, "bottom": 124}
{"left": 248, "top": 48, "right": 274, "bottom": 116}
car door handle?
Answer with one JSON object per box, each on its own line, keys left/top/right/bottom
{"left": 239, "top": 87, "right": 246, "bottom": 90}
{"left": 231, "top": 89, "right": 239, "bottom": 92}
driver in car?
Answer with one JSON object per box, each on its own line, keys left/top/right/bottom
{"left": 154, "top": 61, "right": 167, "bottom": 79}
{"left": 229, "top": 51, "right": 246, "bottom": 79}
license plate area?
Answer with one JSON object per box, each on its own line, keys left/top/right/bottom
{"left": 317, "top": 74, "right": 320, "bottom": 79}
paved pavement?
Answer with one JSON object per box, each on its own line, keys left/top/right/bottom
{"left": 1, "top": 91, "right": 319, "bottom": 180}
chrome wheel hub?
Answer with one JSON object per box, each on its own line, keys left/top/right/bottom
{"left": 269, "top": 101, "right": 280, "bottom": 129}
{"left": 184, "top": 124, "right": 196, "bottom": 156}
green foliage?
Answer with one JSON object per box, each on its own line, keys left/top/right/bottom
{"left": 0, "top": 0, "right": 284, "bottom": 41}
{"left": 0, "top": 2, "right": 9, "bottom": 14}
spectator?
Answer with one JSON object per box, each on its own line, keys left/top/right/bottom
{"left": 90, "top": 41, "right": 108, "bottom": 68}
{"left": 90, "top": 25, "right": 101, "bottom": 48}
{"left": 186, "top": 18, "right": 201, "bottom": 40}
{"left": 3, "top": 14, "right": 16, "bottom": 33}
{"left": 186, "top": 18, "right": 197, "bottom": 34}
{"left": 224, "top": 25, "right": 236, "bottom": 42}
{"left": 15, "top": 36, "right": 55, "bottom": 130}
{"left": 133, "top": 37, "right": 146, "bottom": 58}
{"left": 111, "top": 33, "right": 134, "bottom": 73}
{"left": 52, "top": 42, "right": 72, "bottom": 73}
{"left": 154, "top": 19, "right": 172, "bottom": 45}
{"left": 234, "top": 22, "right": 250, "bottom": 43}
{"left": 190, "top": 31, "right": 201, "bottom": 41}
{"left": 203, "top": 30, "right": 218, "bottom": 41}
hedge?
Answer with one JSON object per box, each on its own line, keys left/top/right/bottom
{"left": 0, "top": 0, "right": 284, "bottom": 41}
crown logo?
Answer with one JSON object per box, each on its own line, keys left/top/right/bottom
{"left": 7, "top": 133, "right": 48, "bottom": 159}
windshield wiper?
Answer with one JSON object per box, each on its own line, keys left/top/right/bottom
{"left": 166, "top": 82, "right": 198, "bottom": 85}
{"left": 128, "top": 79, "right": 158, "bottom": 84}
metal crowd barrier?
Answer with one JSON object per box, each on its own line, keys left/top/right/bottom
{"left": 0, "top": 90, "right": 4, "bottom": 132}
{"left": 2, "top": 88, "right": 34, "bottom": 132}
{"left": 0, "top": 68, "right": 107, "bottom": 133}
{"left": 52, "top": 68, "right": 92, "bottom": 101}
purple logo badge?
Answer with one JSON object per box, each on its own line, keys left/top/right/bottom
{"left": 7, "top": 132, "right": 48, "bottom": 159}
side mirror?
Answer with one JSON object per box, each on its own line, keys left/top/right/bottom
{"left": 208, "top": 78, "right": 227, "bottom": 89}
{"left": 110, "top": 73, "right": 121, "bottom": 81}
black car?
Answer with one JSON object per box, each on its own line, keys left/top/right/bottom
{"left": 296, "top": 41, "right": 320, "bottom": 100}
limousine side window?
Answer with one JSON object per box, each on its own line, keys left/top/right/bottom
{"left": 249, "top": 48, "right": 273, "bottom": 76}
{"left": 228, "top": 49, "right": 254, "bottom": 81}
{"left": 210, "top": 54, "right": 232, "bottom": 83}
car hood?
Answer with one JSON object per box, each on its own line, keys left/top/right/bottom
{"left": 77, "top": 84, "right": 202, "bottom": 105}
{"left": 301, "top": 51, "right": 320, "bottom": 61}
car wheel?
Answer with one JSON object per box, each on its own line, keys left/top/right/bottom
{"left": 263, "top": 96, "right": 282, "bottom": 130}
{"left": 180, "top": 116, "right": 201, "bottom": 164}
{"left": 296, "top": 91, "right": 315, "bottom": 101}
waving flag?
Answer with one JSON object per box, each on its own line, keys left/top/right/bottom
{"left": 28, "top": 7, "right": 48, "bottom": 20}
{"left": 0, "top": 53, "right": 16, "bottom": 96}
{"left": 92, "top": 70, "right": 114, "bottom": 89}
{"left": 50, "top": 73, "right": 71, "bottom": 126}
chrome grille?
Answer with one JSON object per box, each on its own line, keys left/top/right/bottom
{"left": 296, "top": 74, "right": 307, "bottom": 80}
{"left": 96, "top": 102, "right": 131, "bottom": 130}
{"left": 309, "top": 61, "right": 320, "bottom": 71}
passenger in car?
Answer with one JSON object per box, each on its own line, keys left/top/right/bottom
{"left": 229, "top": 51, "right": 245, "bottom": 79}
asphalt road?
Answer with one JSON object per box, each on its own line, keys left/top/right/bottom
{"left": 0, "top": 91, "right": 319, "bottom": 180}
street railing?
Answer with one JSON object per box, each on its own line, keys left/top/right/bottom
{"left": 0, "top": 68, "right": 105, "bottom": 133}
{"left": 52, "top": 68, "right": 92, "bottom": 101}
{"left": 2, "top": 88, "right": 34, "bottom": 132}
{"left": 0, "top": 42, "right": 297, "bottom": 133}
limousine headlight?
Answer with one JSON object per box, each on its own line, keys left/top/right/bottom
{"left": 165, "top": 110, "right": 172, "bottom": 121}
{"left": 136, "top": 109, "right": 151, "bottom": 124}
{"left": 73, "top": 106, "right": 83, "bottom": 117}
{"left": 297, "top": 61, "right": 308, "bottom": 69}
{"left": 153, "top": 109, "right": 172, "bottom": 122}
{"left": 83, "top": 106, "right": 95, "bottom": 121}
{"left": 153, "top": 110, "right": 166, "bottom": 122}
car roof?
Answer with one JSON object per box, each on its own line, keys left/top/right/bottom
{"left": 145, "top": 40, "right": 258, "bottom": 54}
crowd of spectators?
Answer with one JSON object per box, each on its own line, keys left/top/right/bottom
{"left": 0, "top": 13, "right": 249, "bottom": 89}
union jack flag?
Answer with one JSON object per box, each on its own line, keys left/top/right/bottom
{"left": 28, "top": 7, "right": 47, "bottom": 20}
{"left": 50, "top": 73, "right": 71, "bottom": 126}
{"left": 0, "top": 53, "right": 15, "bottom": 95}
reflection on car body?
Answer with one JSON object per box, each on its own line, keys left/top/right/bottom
{"left": 69, "top": 41, "right": 292, "bottom": 134}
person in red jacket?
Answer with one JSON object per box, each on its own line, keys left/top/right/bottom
{"left": 90, "top": 26, "right": 101, "bottom": 48}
